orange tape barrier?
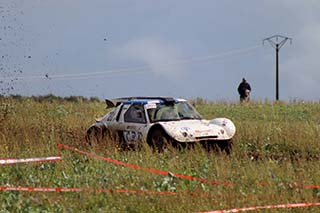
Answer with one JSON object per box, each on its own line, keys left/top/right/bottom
{"left": 0, "top": 186, "right": 81, "bottom": 192}
{"left": 56, "top": 144, "right": 320, "bottom": 190}
{"left": 199, "top": 202, "right": 320, "bottom": 212}
{"left": 0, "top": 156, "right": 62, "bottom": 165}
{"left": 301, "top": 184, "right": 320, "bottom": 189}
{"left": 57, "top": 143, "right": 233, "bottom": 187}
{"left": 0, "top": 185, "right": 209, "bottom": 197}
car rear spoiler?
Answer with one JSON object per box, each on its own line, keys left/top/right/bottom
{"left": 105, "top": 99, "right": 116, "bottom": 109}
{"left": 105, "top": 96, "right": 176, "bottom": 109}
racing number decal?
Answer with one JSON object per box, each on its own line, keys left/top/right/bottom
{"left": 124, "top": 131, "right": 142, "bottom": 143}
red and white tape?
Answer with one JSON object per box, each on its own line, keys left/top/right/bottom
{"left": 0, "top": 186, "right": 81, "bottom": 192}
{"left": 301, "top": 184, "right": 320, "bottom": 189}
{"left": 0, "top": 156, "right": 62, "bottom": 165}
{"left": 57, "top": 144, "right": 320, "bottom": 189}
{"left": 199, "top": 202, "right": 320, "bottom": 213}
{"left": 57, "top": 143, "right": 233, "bottom": 186}
{"left": 0, "top": 185, "right": 207, "bottom": 197}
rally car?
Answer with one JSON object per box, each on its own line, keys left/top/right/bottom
{"left": 86, "top": 97, "right": 236, "bottom": 153}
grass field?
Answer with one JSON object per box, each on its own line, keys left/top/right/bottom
{"left": 1, "top": 96, "right": 320, "bottom": 212}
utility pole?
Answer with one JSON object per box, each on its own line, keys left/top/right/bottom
{"left": 263, "top": 35, "right": 292, "bottom": 101}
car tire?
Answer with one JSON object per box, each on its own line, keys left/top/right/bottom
{"left": 85, "top": 126, "right": 106, "bottom": 145}
{"left": 217, "top": 139, "right": 233, "bottom": 155}
{"left": 150, "top": 129, "right": 170, "bottom": 153}
{"left": 203, "top": 140, "right": 233, "bottom": 154}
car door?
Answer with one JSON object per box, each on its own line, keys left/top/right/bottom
{"left": 121, "top": 104, "right": 147, "bottom": 144}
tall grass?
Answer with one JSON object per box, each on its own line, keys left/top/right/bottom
{"left": 1, "top": 97, "right": 320, "bottom": 212}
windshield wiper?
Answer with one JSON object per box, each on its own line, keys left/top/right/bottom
{"left": 154, "top": 118, "right": 181, "bottom": 122}
{"left": 181, "top": 116, "right": 201, "bottom": 120}
{"left": 181, "top": 117, "right": 194, "bottom": 120}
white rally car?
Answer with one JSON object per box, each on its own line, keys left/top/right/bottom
{"left": 86, "top": 97, "right": 236, "bottom": 153}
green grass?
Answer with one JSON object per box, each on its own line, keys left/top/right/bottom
{"left": 1, "top": 97, "right": 320, "bottom": 212}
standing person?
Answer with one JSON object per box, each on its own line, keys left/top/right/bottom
{"left": 237, "top": 78, "right": 251, "bottom": 102}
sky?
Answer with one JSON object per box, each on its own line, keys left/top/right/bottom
{"left": 1, "top": 0, "right": 320, "bottom": 101}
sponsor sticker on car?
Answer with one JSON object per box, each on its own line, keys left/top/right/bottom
{"left": 146, "top": 103, "right": 157, "bottom": 109}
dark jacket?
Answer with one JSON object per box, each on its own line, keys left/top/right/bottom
{"left": 238, "top": 82, "right": 251, "bottom": 97}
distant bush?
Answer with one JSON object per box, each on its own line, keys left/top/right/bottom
{"left": 89, "top": 97, "right": 101, "bottom": 102}
{"left": 64, "top": 96, "right": 84, "bottom": 103}
{"left": 3, "top": 94, "right": 102, "bottom": 103}
{"left": 31, "top": 94, "right": 63, "bottom": 103}
{"left": 9, "top": 95, "right": 25, "bottom": 101}
{"left": 189, "top": 97, "right": 209, "bottom": 106}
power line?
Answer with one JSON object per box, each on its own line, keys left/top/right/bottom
{"left": 0, "top": 44, "right": 262, "bottom": 82}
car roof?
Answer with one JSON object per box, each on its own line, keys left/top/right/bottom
{"left": 121, "top": 97, "right": 186, "bottom": 105}
{"left": 105, "top": 97, "right": 187, "bottom": 108}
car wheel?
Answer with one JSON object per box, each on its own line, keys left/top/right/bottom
{"left": 217, "top": 139, "right": 233, "bottom": 155}
{"left": 85, "top": 126, "right": 106, "bottom": 145}
{"left": 150, "top": 129, "right": 170, "bottom": 152}
{"left": 203, "top": 140, "right": 233, "bottom": 154}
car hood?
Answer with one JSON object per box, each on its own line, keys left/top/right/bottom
{"left": 159, "top": 119, "right": 232, "bottom": 142}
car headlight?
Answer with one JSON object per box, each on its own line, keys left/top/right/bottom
{"left": 181, "top": 131, "right": 188, "bottom": 137}
{"left": 220, "top": 129, "right": 225, "bottom": 135}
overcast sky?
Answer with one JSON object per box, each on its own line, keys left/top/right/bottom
{"left": 1, "top": 0, "right": 320, "bottom": 101}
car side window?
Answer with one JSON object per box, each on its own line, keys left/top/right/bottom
{"left": 124, "top": 104, "right": 146, "bottom": 123}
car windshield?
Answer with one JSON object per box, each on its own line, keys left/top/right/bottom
{"left": 147, "top": 101, "right": 202, "bottom": 122}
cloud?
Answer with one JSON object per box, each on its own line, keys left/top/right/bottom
{"left": 282, "top": 24, "right": 320, "bottom": 100}
{"left": 115, "top": 37, "right": 186, "bottom": 79}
